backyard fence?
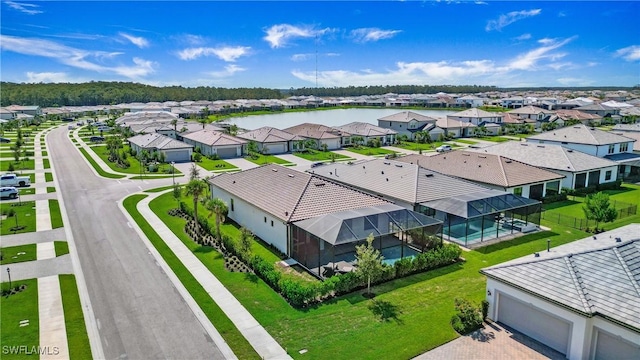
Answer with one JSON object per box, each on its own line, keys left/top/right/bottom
{"left": 541, "top": 200, "right": 637, "bottom": 231}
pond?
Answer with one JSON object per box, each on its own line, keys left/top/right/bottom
{"left": 225, "top": 108, "right": 456, "bottom": 130}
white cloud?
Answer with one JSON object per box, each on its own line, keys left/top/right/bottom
{"left": 177, "top": 46, "right": 250, "bottom": 62}
{"left": 206, "top": 64, "right": 246, "bottom": 78}
{"left": 263, "top": 24, "right": 331, "bottom": 48}
{"left": 0, "top": 35, "right": 156, "bottom": 79}
{"left": 119, "top": 32, "right": 149, "bottom": 48}
{"left": 26, "top": 72, "right": 80, "bottom": 83}
{"left": 615, "top": 45, "right": 640, "bottom": 61}
{"left": 515, "top": 33, "right": 532, "bottom": 41}
{"left": 291, "top": 52, "right": 340, "bottom": 62}
{"left": 507, "top": 37, "right": 575, "bottom": 70}
{"left": 350, "top": 28, "right": 402, "bottom": 43}
{"left": 4, "top": 1, "right": 42, "bottom": 15}
{"left": 486, "top": 9, "right": 541, "bottom": 31}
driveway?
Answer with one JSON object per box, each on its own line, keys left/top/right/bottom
{"left": 224, "top": 157, "right": 259, "bottom": 171}
{"left": 274, "top": 153, "right": 313, "bottom": 171}
{"left": 413, "top": 321, "right": 565, "bottom": 360}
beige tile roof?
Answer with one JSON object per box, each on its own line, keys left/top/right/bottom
{"left": 507, "top": 105, "right": 553, "bottom": 115}
{"left": 181, "top": 129, "right": 247, "bottom": 146}
{"left": 528, "top": 124, "right": 635, "bottom": 145}
{"left": 333, "top": 122, "right": 397, "bottom": 137}
{"left": 128, "top": 133, "right": 193, "bottom": 150}
{"left": 237, "top": 126, "right": 297, "bottom": 143}
{"left": 396, "top": 152, "right": 564, "bottom": 188}
{"left": 435, "top": 117, "right": 476, "bottom": 129}
{"left": 283, "top": 123, "right": 347, "bottom": 139}
{"left": 555, "top": 110, "right": 602, "bottom": 121}
{"left": 377, "top": 111, "right": 438, "bottom": 123}
{"left": 449, "top": 108, "right": 504, "bottom": 119}
{"left": 209, "top": 164, "right": 389, "bottom": 223}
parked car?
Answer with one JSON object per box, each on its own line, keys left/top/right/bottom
{"left": 76, "top": 121, "right": 84, "bottom": 126}
{"left": 90, "top": 136, "right": 105, "bottom": 142}
{"left": 0, "top": 173, "right": 31, "bottom": 187}
{"left": 68, "top": 125, "right": 75, "bottom": 130}
{"left": 0, "top": 137, "right": 10, "bottom": 143}
{"left": 0, "top": 186, "right": 18, "bottom": 199}
{"left": 435, "top": 145, "right": 453, "bottom": 153}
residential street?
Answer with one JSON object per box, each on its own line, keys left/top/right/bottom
{"left": 46, "top": 127, "right": 227, "bottom": 359}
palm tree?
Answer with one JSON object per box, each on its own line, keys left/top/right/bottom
{"left": 198, "top": 118, "right": 208, "bottom": 129}
{"left": 205, "top": 198, "right": 228, "bottom": 240}
{"left": 189, "top": 163, "right": 200, "bottom": 181}
{"left": 185, "top": 179, "right": 207, "bottom": 236}
{"left": 170, "top": 119, "right": 178, "bottom": 133}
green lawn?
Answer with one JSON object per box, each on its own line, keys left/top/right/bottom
{"left": 49, "top": 199, "right": 64, "bottom": 228}
{"left": 0, "top": 159, "right": 35, "bottom": 171}
{"left": 29, "top": 173, "right": 36, "bottom": 183}
{"left": 344, "top": 146, "right": 396, "bottom": 156}
{"left": 145, "top": 185, "right": 182, "bottom": 193}
{"left": 60, "top": 275, "right": 93, "bottom": 360}
{"left": 475, "top": 136, "right": 511, "bottom": 143}
{"left": 501, "top": 133, "right": 532, "bottom": 139}
{"left": 19, "top": 188, "right": 36, "bottom": 195}
{"left": 197, "top": 158, "right": 239, "bottom": 171}
{"left": 45, "top": 172, "right": 53, "bottom": 182}
{"left": 89, "top": 145, "right": 180, "bottom": 176}
{"left": 77, "top": 148, "right": 126, "bottom": 179}
{"left": 293, "top": 150, "right": 350, "bottom": 162}
{"left": 144, "top": 191, "right": 593, "bottom": 359}
{"left": 452, "top": 139, "right": 478, "bottom": 145}
{"left": 123, "top": 194, "right": 260, "bottom": 359}
{"left": 43, "top": 158, "right": 51, "bottom": 169}
{"left": 0, "top": 244, "right": 37, "bottom": 264}
{"left": 245, "top": 154, "right": 293, "bottom": 165}
{"left": 395, "top": 141, "right": 456, "bottom": 152}
{"left": 42, "top": 151, "right": 48, "bottom": 156}
{"left": 54, "top": 241, "right": 69, "bottom": 257}
{"left": 0, "top": 201, "right": 36, "bottom": 235}
{"left": 0, "top": 278, "right": 39, "bottom": 359}
{"left": 47, "top": 187, "right": 56, "bottom": 193}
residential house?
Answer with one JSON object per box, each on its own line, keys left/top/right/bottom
{"left": 507, "top": 106, "right": 555, "bottom": 125}
{"left": 435, "top": 117, "right": 476, "bottom": 138}
{"left": 208, "top": 164, "right": 441, "bottom": 278}
{"left": 5, "top": 105, "right": 42, "bottom": 117}
{"left": 0, "top": 108, "right": 16, "bottom": 120}
{"left": 447, "top": 108, "right": 504, "bottom": 126}
{"left": 482, "top": 224, "right": 640, "bottom": 360}
{"left": 469, "top": 141, "right": 620, "bottom": 190}
{"left": 396, "top": 152, "right": 565, "bottom": 200}
{"left": 237, "top": 126, "right": 298, "bottom": 154}
{"left": 455, "top": 95, "right": 485, "bottom": 108}
{"left": 127, "top": 133, "right": 193, "bottom": 163}
{"left": 333, "top": 122, "right": 397, "bottom": 146}
{"left": 574, "top": 104, "right": 620, "bottom": 118}
{"left": 283, "top": 123, "right": 347, "bottom": 150}
{"left": 309, "top": 159, "right": 542, "bottom": 247}
{"left": 181, "top": 130, "right": 246, "bottom": 158}
{"left": 500, "top": 96, "right": 525, "bottom": 108}
{"left": 554, "top": 109, "right": 602, "bottom": 126}
{"left": 377, "top": 111, "right": 442, "bottom": 141}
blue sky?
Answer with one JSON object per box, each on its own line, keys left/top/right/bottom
{"left": 1, "top": 1, "right": 638, "bottom": 88}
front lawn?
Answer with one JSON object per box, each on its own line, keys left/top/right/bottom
{"left": 54, "top": 241, "right": 69, "bottom": 257}
{"left": 0, "top": 159, "right": 35, "bottom": 171}
{"left": 452, "top": 139, "right": 477, "bottom": 145}
{"left": 197, "top": 158, "right": 239, "bottom": 171}
{"left": 60, "top": 275, "right": 93, "bottom": 360}
{"left": 395, "top": 141, "right": 457, "bottom": 152}
{"left": 19, "top": 188, "right": 35, "bottom": 195}
{"left": 0, "top": 201, "right": 36, "bottom": 235}
{"left": 344, "top": 146, "right": 397, "bottom": 156}
{"left": 245, "top": 154, "right": 293, "bottom": 165}
{"left": 49, "top": 199, "right": 63, "bottom": 228}
{"left": 89, "top": 145, "right": 180, "bottom": 176}
{"left": 77, "top": 148, "right": 126, "bottom": 179}
{"left": 0, "top": 244, "right": 37, "bottom": 264}
{"left": 475, "top": 136, "right": 511, "bottom": 143}
{"left": 293, "top": 150, "right": 350, "bottom": 162}
{"left": 142, "top": 191, "right": 594, "bottom": 359}
{"left": 0, "top": 278, "right": 39, "bottom": 357}
{"left": 45, "top": 172, "right": 53, "bottom": 182}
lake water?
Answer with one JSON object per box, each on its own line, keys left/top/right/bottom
{"left": 226, "top": 108, "right": 455, "bottom": 130}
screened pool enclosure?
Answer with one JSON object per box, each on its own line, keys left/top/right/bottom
{"left": 419, "top": 190, "right": 542, "bottom": 247}
{"left": 290, "top": 204, "right": 442, "bottom": 278}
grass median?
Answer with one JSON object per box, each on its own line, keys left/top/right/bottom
{"left": 60, "top": 275, "right": 93, "bottom": 360}
{"left": 0, "top": 278, "right": 39, "bottom": 359}
{"left": 123, "top": 194, "right": 259, "bottom": 359}
{"left": 49, "top": 199, "right": 63, "bottom": 228}
{"left": 78, "top": 148, "right": 126, "bottom": 179}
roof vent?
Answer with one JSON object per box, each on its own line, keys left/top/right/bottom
{"left": 478, "top": 155, "right": 486, "bottom": 158}
{"left": 534, "top": 252, "right": 540, "bottom": 257}
{"left": 314, "top": 182, "right": 325, "bottom": 187}
{"left": 395, "top": 164, "right": 403, "bottom": 168}
{"left": 285, "top": 211, "right": 288, "bottom": 216}
{"left": 505, "top": 160, "right": 512, "bottom": 163}
{"left": 288, "top": 174, "right": 295, "bottom": 178}
{"left": 383, "top": 162, "right": 390, "bottom": 165}
{"left": 537, "top": 145, "right": 545, "bottom": 148}
{"left": 381, "top": 171, "right": 384, "bottom": 174}
{"left": 521, "top": 143, "right": 528, "bottom": 146}
{"left": 386, "top": 178, "right": 389, "bottom": 181}
{"left": 363, "top": 165, "right": 366, "bottom": 169}
{"left": 615, "top": 237, "right": 622, "bottom": 242}
{"left": 425, "top": 173, "right": 434, "bottom": 177}
{"left": 272, "top": 168, "right": 278, "bottom": 172}
{"left": 462, "top": 153, "right": 470, "bottom": 156}
{"left": 478, "top": 164, "right": 481, "bottom": 167}
{"left": 567, "top": 149, "right": 573, "bottom": 152}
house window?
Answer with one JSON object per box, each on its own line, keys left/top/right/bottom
{"left": 605, "top": 170, "right": 612, "bottom": 181}
{"left": 389, "top": 122, "right": 392, "bottom": 126}
{"left": 608, "top": 144, "right": 615, "bottom": 154}
{"left": 230, "top": 199, "right": 234, "bottom": 212}
{"left": 513, "top": 187, "right": 523, "bottom": 196}
{"left": 264, "top": 216, "right": 267, "bottom": 223}
{"left": 620, "top": 142, "right": 629, "bottom": 152}
{"left": 271, "top": 220, "right": 274, "bottom": 227}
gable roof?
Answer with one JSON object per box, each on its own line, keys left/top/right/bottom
{"left": 333, "top": 122, "right": 398, "bottom": 137}
{"left": 468, "top": 141, "right": 618, "bottom": 172}
{"left": 283, "top": 123, "right": 347, "bottom": 140}
{"left": 308, "top": 158, "right": 490, "bottom": 204}
{"left": 237, "top": 126, "right": 297, "bottom": 143}
{"left": 378, "top": 111, "right": 438, "bottom": 123}
{"left": 482, "top": 224, "right": 640, "bottom": 331}
{"left": 209, "top": 164, "right": 389, "bottom": 223}
{"left": 128, "top": 133, "right": 193, "bottom": 150}
{"left": 435, "top": 116, "right": 476, "bottom": 129}
{"left": 554, "top": 109, "right": 603, "bottom": 121}
{"left": 181, "top": 130, "right": 247, "bottom": 146}
{"left": 507, "top": 105, "right": 553, "bottom": 115}
{"left": 396, "top": 151, "right": 564, "bottom": 188}
{"left": 449, "top": 108, "right": 504, "bottom": 119}
{"left": 528, "top": 124, "right": 635, "bottom": 145}
{"left": 575, "top": 103, "right": 617, "bottom": 111}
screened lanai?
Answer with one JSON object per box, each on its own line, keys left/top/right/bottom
{"left": 418, "top": 190, "right": 542, "bottom": 247}
{"left": 290, "top": 203, "right": 442, "bottom": 278}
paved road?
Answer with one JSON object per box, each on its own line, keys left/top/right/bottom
{"left": 47, "top": 127, "right": 226, "bottom": 359}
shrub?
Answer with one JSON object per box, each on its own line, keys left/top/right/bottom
{"left": 542, "top": 193, "right": 568, "bottom": 204}
{"left": 192, "top": 152, "right": 202, "bottom": 162}
{"left": 481, "top": 300, "right": 489, "bottom": 320}
{"left": 207, "top": 153, "right": 220, "bottom": 160}
{"left": 450, "top": 298, "right": 484, "bottom": 334}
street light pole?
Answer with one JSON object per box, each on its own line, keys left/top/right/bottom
{"left": 7, "top": 268, "right": 11, "bottom": 290}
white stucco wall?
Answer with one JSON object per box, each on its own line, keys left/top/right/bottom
{"left": 210, "top": 186, "right": 289, "bottom": 254}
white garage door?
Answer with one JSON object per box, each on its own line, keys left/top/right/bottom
{"left": 593, "top": 328, "right": 640, "bottom": 360}
{"left": 216, "top": 147, "right": 238, "bottom": 158}
{"left": 265, "top": 143, "right": 286, "bottom": 154}
{"left": 498, "top": 293, "right": 571, "bottom": 355}
{"left": 164, "top": 150, "right": 190, "bottom": 163}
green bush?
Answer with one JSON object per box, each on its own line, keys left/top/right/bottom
{"left": 450, "top": 298, "right": 484, "bottom": 334}
{"left": 192, "top": 153, "right": 202, "bottom": 162}
{"left": 542, "top": 193, "right": 568, "bottom": 204}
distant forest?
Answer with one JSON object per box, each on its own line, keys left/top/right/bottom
{"left": 0, "top": 81, "right": 635, "bottom": 107}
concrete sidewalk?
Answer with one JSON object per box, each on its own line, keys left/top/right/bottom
{"left": 39, "top": 275, "right": 70, "bottom": 360}
{"left": 133, "top": 192, "right": 291, "bottom": 360}
{"left": 1, "top": 228, "right": 66, "bottom": 247}
{"left": 0, "top": 255, "right": 73, "bottom": 282}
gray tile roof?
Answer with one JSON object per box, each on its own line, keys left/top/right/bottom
{"left": 396, "top": 152, "right": 564, "bottom": 188}
{"left": 435, "top": 117, "right": 476, "bottom": 129}
{"left": 528, "top": 124, "right": 635, "bottom": 145}
{"left": 209, "top": 164, "right": 389, "bottom": 223}
{"left": 469, "top": 141, "right": 619, "bottom": 172}
{"left": 181, "top": 130, "right": 247, "bottom": 146}
{"left": 333, "top": 122, "right": 397, "bottom": 137}
{"left": 482, "top": 224, "right": 640, "bottom": 331}
{"left": 507, "top": 105, "right": 553, "bottom": 115}
{"left": 378, "top": 111, "right": 438, "bottom": 123}
{"left": 449, "top": 108, "right": 504, "bottom": 119}
{"left": 308, "top": 158, "right": 490, "bottom": 204}
{"left": 128, "top": 133, "right": 193, "bottom": 150}
{"left": 613, "top": 123, "right": 640, "bottom": 132}
{"left": 283, "top": 123, "right": 347, "bottom": 140}
{"left": 237, "top": 126, "right": 297, "bottom": 143}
